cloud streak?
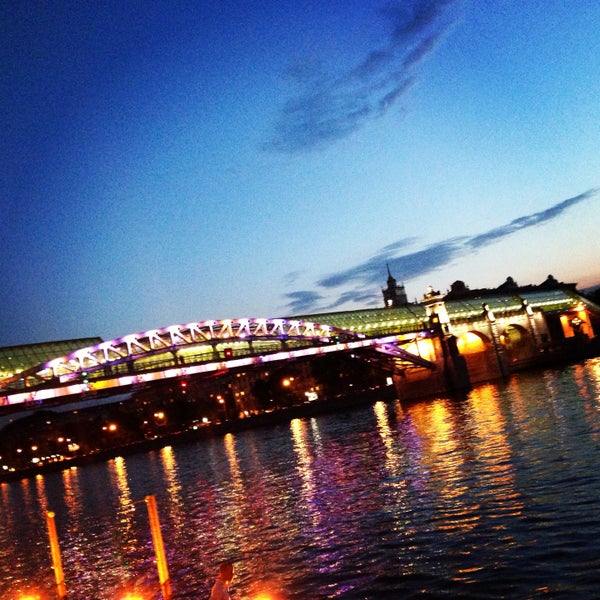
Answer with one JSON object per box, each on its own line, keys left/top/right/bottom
{"left": 266, "top": 0, "right": 458, "bottom": 153}
{"left": 283, "top": 189, "right": 599, "bottom": 313}
{"left": 285, "top": 290, "right": 325, "bottom": 314}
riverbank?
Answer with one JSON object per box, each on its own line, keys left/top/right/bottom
{"left": 0, "top": 385, "right": 397, "bottom": 483}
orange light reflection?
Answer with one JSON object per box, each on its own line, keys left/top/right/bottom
{"left": 468, "top": 384, "right": 524, "bottom": 519}
{"left": 408, "top": 398, "right": 479, "bottom": 534}
{"left": 160, "top": 445, "right": 184, "bottom": 521}
{"left": 245, "top": 581, "right": 285, "bottom": 600}
{"left": 373, "top": 400, "right": 406, "bottom": 487}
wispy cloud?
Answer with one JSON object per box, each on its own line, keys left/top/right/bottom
{"left": 266, "top": 0, "right": 459, "bottom": 153}
{"left": 467, "top": 190, "right": 596, "bottom": 248}
{"left": 285, "top": 290, "right": 325, "bottom": 314}
{"left": 284, "top": 189, "right": 599, "bottom": 313}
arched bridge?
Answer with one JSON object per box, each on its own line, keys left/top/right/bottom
{"left": 1, "top": 317, "right": 435, "bottom": 409}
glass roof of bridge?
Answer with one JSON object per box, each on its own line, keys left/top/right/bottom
{"left": 0, "top": 338, "right": 102, "bottom": 379}
{"left": 443, "top": 288, "right": 585, "bottom": 319}
{"left": 296, "top": 305, "right": 428, "bottom": 333}
{"left": 453, "top": 288, "right": 585, "bottom": 314}
{"left": 520, "top": 288, "right": 582, "bottom": 311}
{"left": 297, "top": 288, "right": 591, "bottom": 334}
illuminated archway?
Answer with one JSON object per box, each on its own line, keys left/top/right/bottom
{"left": 456, "top": 331, "right": 489, "bottom": 355}
{"left": 456, "top": 330, "right": 499, "bottom": 383}
{"left": 501, "top": 323, "right": 534, "bottom": 363}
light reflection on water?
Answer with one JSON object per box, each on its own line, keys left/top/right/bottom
{"left": 2, "top": 359, "right": 600, "bottom": 598}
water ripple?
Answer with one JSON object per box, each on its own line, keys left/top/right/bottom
{"left": 3, "top": 360, "right": 600, "bottom": 598}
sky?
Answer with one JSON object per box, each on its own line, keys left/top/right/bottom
{"left": 2, "top": 0, "right": 600, "bottom": 347}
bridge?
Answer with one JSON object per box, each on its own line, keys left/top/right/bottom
{"left": 1, "top": 276, "right": 598, "bottom": 411}
{"left": 0, "top": 317, "right": 435, "bottom": 409}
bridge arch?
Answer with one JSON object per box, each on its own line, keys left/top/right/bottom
{"left": 455, "top": 330, "right": 501, "bottom": 383}
{"left": 500, "top": 323, "right": 536, "bottom": 364}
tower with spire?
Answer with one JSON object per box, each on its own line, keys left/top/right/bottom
{"left": 382, "top": 265, "right": 408, "bottom": 308}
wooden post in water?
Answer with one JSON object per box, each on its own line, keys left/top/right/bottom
{"left": 46, "top": 511, "right": 67, "bottom": 599}
{"left": 145, "top": 494, "right": 172, "bottom": 599}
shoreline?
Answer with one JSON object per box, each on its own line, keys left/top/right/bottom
{"left": 0, "top": 386, "right": 397, "bottom": 483}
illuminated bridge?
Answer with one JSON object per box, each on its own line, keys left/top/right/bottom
{"left": 0, "top": 317, "right": 434, "bottom": 409}
{"left": 1, "top": 275, "right": 598, "bottom": 410}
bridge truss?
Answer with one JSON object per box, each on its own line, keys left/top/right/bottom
{"left": 0, "top": 317, "right": 435, "bottom": 410}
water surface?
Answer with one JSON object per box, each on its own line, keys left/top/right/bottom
{"left": 2, "top": 359, "right": 600, "bottom": 599}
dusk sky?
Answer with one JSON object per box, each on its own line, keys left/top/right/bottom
{"left": 2, "top": 1, "right": 599, "bottom": 347}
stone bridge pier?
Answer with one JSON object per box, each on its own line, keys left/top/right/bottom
{"left": 393, "top": 292, "right": 472, "bottom": 400}
{"left": 392, "top": 292, "right": 559, "bottom": 400}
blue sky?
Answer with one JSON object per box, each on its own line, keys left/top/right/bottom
{"left": 2, "top": 1, "right": 599, "bottom": 346}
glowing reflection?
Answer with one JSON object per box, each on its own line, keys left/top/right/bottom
{"left": 111, "top": 455, "right": 137, "bottom": 555}
{"left": 468, "top": 385, "right": 523, "bottom": 518}
{"left": 1, "top": 480, "right": 15, "bottom": 532}
{"left": 568, "top": 359, "right": 600, "bottom": 440}
{"left": 119, "top": 592, "right": 145, "bottom": 600}
{"left": 223, "top": 433, "right": 242, "bottom": 490}
{"left": 573, "top": 362, "right": 592, "bottom": 401}
{"left": 373, "top": 401, "right": 393, "bottom": 451}
{"left": 309, "top": 417, "right": 322, "bottom": 448}
{"left": 221, "top": 432, "right": 246, "bottom": 558}
{"left": 34, "top": 474, "right": 49, "bottom": 516}
{"left": 506, "top": 376, "right": 531, "bottom": 437}
{"left": 61, "top": 467, "right": 82, "bottom": 524}
{"left": 586, "top": 358, "right": 600, "bottom": 441}
{"left": 373, "top": 401, "right": 404, "bottom": 481}
{"left": 251, "top": 591, "right": 282, "bottom": 600}
{"left": 589, "top": 357, "right": 600, "bottom": 394}
{"left": 540, "top": 369, "right": 570, "bottom": 441}
{"left": 409, "top": 398, "right": 476, "bottom": 531}
{"left": 112, "top": 456, "right": 133, "bottom": 511}
{"left": 160, "top": 446, "right": 184, "bottom": 521}
{"left": 290, "top": 418, "right": 320, "bottom": 528}
{"left": 14, "top": 590, "right": 43, "bottom": 600}
{"left": 18, "top": 478, "right": 34, "bottom": 512}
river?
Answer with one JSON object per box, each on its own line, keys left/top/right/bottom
{"left": 2, "top": 358, "right": 600, "bottom": 599}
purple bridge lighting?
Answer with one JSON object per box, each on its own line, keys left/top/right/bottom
{"left": 0, "top": 317, "right": 433, "bottom": 409}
